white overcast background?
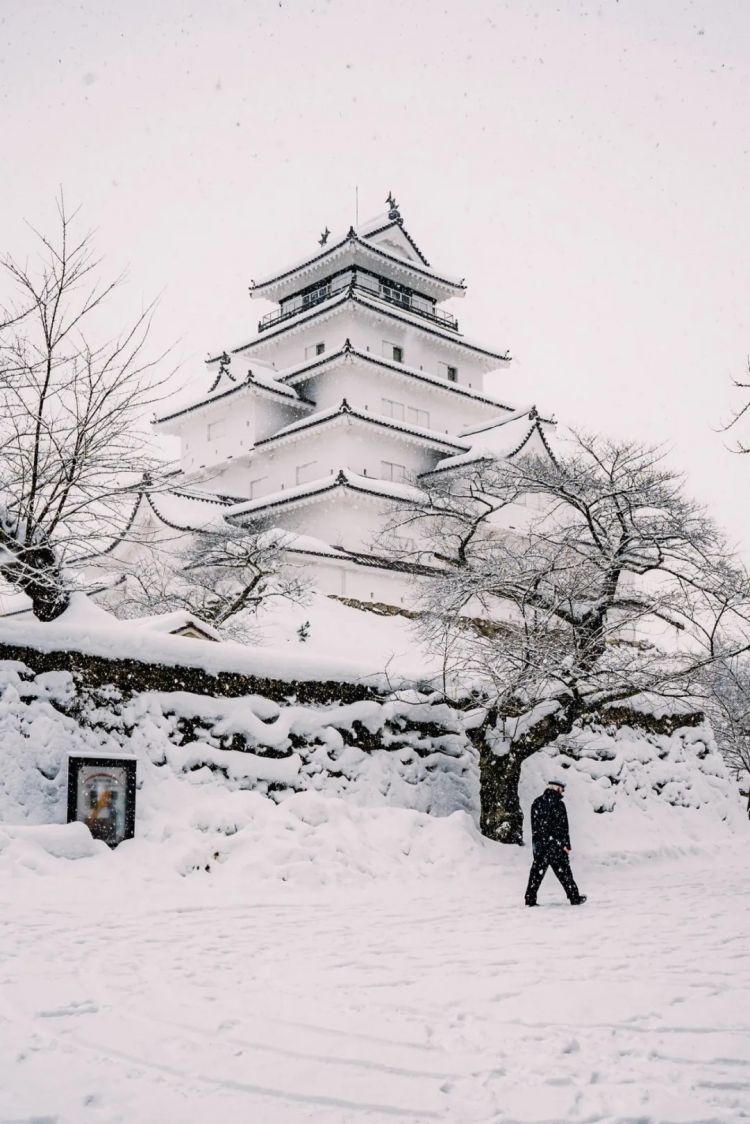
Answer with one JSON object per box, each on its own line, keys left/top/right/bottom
{"left": 3, "top": 0, "right": 749, "bottom": 547}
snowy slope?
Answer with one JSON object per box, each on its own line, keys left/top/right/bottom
{"left": 0, "top": 591, "right": 440, "bottom": 686}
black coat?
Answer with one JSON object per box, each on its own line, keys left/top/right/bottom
{"left": 530, "top": 789, "right": 571, "bottom": 855}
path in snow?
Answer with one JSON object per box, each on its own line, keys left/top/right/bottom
{"left": 1, "top": 849, "right": 748, "bottom": 1123}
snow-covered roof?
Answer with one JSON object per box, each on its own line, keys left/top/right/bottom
{"left": 144, "top": 489, "right": 234, "bottom": 533}
{"left": 352, "top": 290, "right": 508, "bottom": 362}
{"left": 232, "top": 289, "right": 509, "bottom": 368}
{"left": 250, "top": 526, "right": 435, "bottom": 576}
{"left": 250, "top": 213, "right": 466, "bottom": 304}
{"left": 355, "top": 211, "right": 431, "bottom": 263}
{"left": 227, "top": 469, "right": 425, "bottom": 522}
{"left": 254, "top": 399, "right": 471, "bottom": 454}
{"left": 0, "top": 592, "right": 412, "bottom": 689}
{"left": 156, "top": 356, "right": 313, "bottom": 429}
{"left": 127, "top": 610, "right": 223, "bottom": 641}
{"left": 278, "top": 342, "right": 516, "bottom": 412}
{"left": 424, "top": 407, "right": 557, "bottom": 477}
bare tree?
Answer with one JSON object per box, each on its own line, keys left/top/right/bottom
{"left": 0, "top": 196, "right": 172, "bottom": 620}
{"left": 719, "top": 357, "right": 750, "bottom": 452}
{"left": 110, "top": 523, "right": 309, "bottom": 641}
{"left": 381, "top": 433, "right": 750, "bottom": 843}
{"left": 701, "top": 655, "right": 750, "bottom": 815}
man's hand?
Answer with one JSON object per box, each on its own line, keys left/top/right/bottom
{"left": 565, "top": 848, "right": 571, "bottom": 854}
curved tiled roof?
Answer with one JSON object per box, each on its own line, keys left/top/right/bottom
{"left": 278, "top": 343, "right": 515, "bottom": 411}
{"left": 227, "top": 469, "right": 424, "bottom": 521}
{"left": 253, "top": 399, "right": 471, "bottom": 453}
{"left": 155, "top": 371, "right": 315, "bottom": 426}
{"left": 233, "top": 290, "right": 510, "bottom": 363}
{"left": 250, "top": 226, "right": 464, "bottom": 295}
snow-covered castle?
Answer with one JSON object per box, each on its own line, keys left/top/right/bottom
{"left": 152, "top": 198, "right": 554, "bottom": 605}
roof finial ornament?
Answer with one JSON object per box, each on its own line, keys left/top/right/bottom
{"left": 386, "top": 191, "right": 401, "bottom": 222}
{"left": 319, "top": 226, "right": 331, "bottom": 246}
{"left": 218, "top": 351, "right": 235, "bottom": 381}
{"left": 529, "top": 405, "right": 539, "bottom": 420}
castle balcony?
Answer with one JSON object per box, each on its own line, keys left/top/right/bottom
{"left": 258, "top": 270, "right": 460, "bottom": 334}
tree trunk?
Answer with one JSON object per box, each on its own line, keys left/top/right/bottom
{"left": 471, "top": 697, "right": 581, "bottom": 845}
{"left": 26, "top": 579, "right": 70, "bottom": 622}
{"left": 1, "top": 543, "right": 71, "bottom": 621}
{"left": 479, "top": 744, "right": 525, "bottom": 844}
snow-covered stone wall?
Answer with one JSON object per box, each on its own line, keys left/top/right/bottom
{"left": 520, "top": 717, "right": 744, "bottom": 857}
{"left": 0, "top": 648, "right": 743, "bottom": 860}
{"left": 0, "top": 660, "right": 477, "bottom": 832}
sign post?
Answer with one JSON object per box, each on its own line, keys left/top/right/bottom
{"left": 67, "top": 755, "right": 137, "bottom": 848}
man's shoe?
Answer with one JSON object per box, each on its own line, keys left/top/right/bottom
{"left": 570, "top": 895, "right": 587, "bottom": 905}
{"left": 525, "top": 900, "right": 538, "bottom": 907}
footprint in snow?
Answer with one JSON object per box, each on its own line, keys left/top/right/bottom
{"left": 37, "top": 1000, "right": 99, "bottom": 1018}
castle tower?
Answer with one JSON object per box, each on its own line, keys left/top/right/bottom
{"left": 155, "top": 200, "right": 551, "bottom": 603}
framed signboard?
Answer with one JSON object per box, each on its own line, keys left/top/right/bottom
{"left": 67, "top": 755, "right": 137, "bottom": 848}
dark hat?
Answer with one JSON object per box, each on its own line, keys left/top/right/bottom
{"left": 547, "top": 778, "right": 566, "bottom": 790}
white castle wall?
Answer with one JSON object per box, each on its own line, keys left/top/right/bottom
{"left": 244, "top": 425, "right": 445, "bottom": 500}
{"left": 293, "top": 359, "right": 496, "bottom": 436}
{"left": 180, "top": 394, "right": 306, "bottom": 480}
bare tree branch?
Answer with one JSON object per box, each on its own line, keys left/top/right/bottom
{"left": 379, "top": 432, "right": 750, "bottom": 843}
{"left": 0, "top": 195, "right": 175, "bottom": 619}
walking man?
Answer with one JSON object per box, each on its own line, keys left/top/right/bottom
{"left": 525, "top": 779, "right": 586, "bottom": 906}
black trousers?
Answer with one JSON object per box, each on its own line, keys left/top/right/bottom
{"left": 525, "top": 845, "right": 581, "bottom": 904}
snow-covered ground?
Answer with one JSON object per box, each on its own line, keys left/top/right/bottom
{"left": 1, "top": 806, "right": 748, "bottom": 1124}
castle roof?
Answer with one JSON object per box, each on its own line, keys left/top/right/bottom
{"left": 155, "top": 363, "right": 314, "bottom": 429}
{"left": 250, "top": 213, "right": 465, "bottom": 304}
{"left": 254, "top": 399, "right": 471, "bottom": 454}
{"left": 144, "top": 488, "right": 234, "bottom": 532}
{"left": 156, "top": 341, "right": 515, "bottom": 435}
{"left": 231, "top": 288, "right": 510, "bottom": 366}
{"left": 227, "top": 469, "right": 425, "bottom": 522}
{"left": 279, "top": 343, "right": 516, "bottom": 411}
{"left": 421, "top": 407, "right": 557, "bottom": 477}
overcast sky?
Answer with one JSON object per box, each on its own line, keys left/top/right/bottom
{"left": 3, "top": 1, "right": 750, "bottom": 547}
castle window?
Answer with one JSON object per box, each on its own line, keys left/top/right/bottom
{"left": 249, "top": 477, "right": 267, "bottom": 499}
{"left": 301, "top": 282, "right": 330, "bottom": 309}
{"left": 381, "top": 397, "right": 405, "bottom": 421}
{"left": 207, "top": 419, "right": 225, "bottom": 441}
{"left": 381, "top": 282, "right": 411, "bottom": 310}
{"left": 305, "top": 342, "right": 325, "bottom": 358}
{"left": 381, "top": 460, "right": 407, "bottom": 483}
{"left": 295, "top": 461, "right": 318, "bottom": 485}
{"left": 382, "top": 341, "right": 404, "bottom": 363}
{"left": 439, "top": 362, "right": 458, "bottom": 382}
{"left": 406, "top": 407, "right": 430, "bottom": 428}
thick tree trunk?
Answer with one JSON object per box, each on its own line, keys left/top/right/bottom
{"left": 479, "top": 744, "right": 526, "bottom": 844}
{"left": 25, "top": 579, "right": 70, "bottom": 622}
{"left": 1, "top": 542, "right": 71, "bottom": 621}
{"left": 472, "top": 697, "right": 582, "bottom": 845}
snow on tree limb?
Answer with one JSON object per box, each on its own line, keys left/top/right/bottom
{"left": 379, "top": 431, "right": 750, "bottom": 842}
{"left": 0, "top": 195, "right": 175, "bottom": 619}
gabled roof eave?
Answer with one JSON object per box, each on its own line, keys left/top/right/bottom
{"left": 253, "top": 401, "right": 471, "bottom": 454}
{"left": 233, "top": 293, "right": 509, "bottom": 364}
{"left": 249, "top": 230, "right": 465, "bottom": 299}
